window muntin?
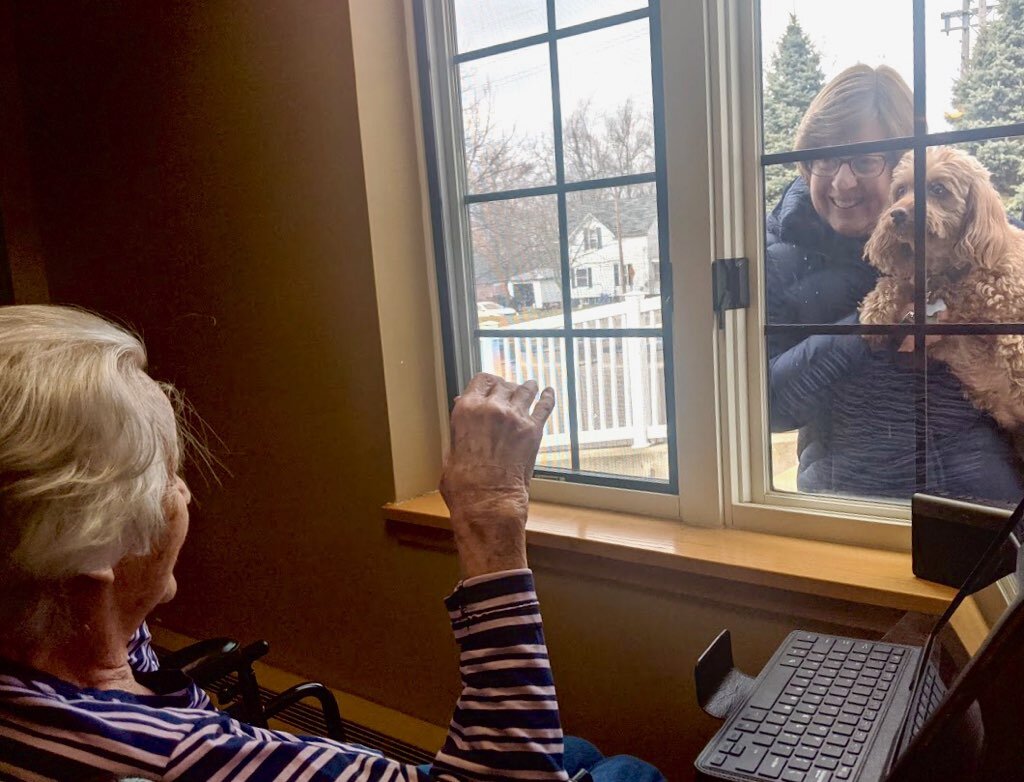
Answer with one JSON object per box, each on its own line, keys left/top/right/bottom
{"left": 758, "top": 0, "right": 1024, "bottom": 510}
{"left": 423, "top": 0, "right": 675, "bottom": 491}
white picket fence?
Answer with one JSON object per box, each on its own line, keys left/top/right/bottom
{"left": 479, "top": 293, "right": 666, "bottom": 452}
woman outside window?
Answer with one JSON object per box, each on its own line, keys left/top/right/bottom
{"left": 765, "top": 64, "right": 1024, "bottom": 503}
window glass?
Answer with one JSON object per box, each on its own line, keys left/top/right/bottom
{"left": 575, "top": 336, "right": 668, "bottom": 479}
{"left": 760, "top": 0, "right": 1024, "bottom": 510}
{"left": 555, "top": 0, "right": 647, "bottom": 29}
{"left": 559, "top": 20, "right": 654, "bottom": 183}
{"left": 453, "top": 0, "right": 547, "bottom": 53}
{"left": 460, "top": 46, "right": 554, "bottom": 193}
{"left": 429, "top": 2, "right": 673, "bottom": 490}
{"left": 567, "top": 187, "right": 661, "bottom": 316}
{"left": 479, "top": 336, "right": 569, "bottom": 471}
{"left": 469, "top": 197, "right": 563, "bottom": 323}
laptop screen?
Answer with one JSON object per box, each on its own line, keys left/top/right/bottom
{"left": 889, "top": 495, "right": 1024, "bottom": 765}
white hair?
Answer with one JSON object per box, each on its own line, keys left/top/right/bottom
{"left": 0, "top": 305, "right": 181, "bottom": 587}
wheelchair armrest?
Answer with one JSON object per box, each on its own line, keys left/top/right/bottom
{"left": 262, "top": 682, "right": 346, "bottom": 742}
{"left": 159, "top": 638, "right": 240, "bottom": 676}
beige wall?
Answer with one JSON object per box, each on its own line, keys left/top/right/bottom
{"left": 2, "top": 3, "right": 897, "bottom": 778}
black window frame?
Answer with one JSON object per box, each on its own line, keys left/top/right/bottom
{"left": 414, "top": 0, "right": 678, "bottom": 494}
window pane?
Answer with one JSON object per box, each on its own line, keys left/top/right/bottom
{"left": 555, "top": 0, "right": 647, "bottom": 29}
{"left": 768, "top": 333, "right": 1024, "bottom": 506}
{"left": 927, "top": 0, "right": 1024, "bottom": 134}
{"left": 453, "top": 0, "right": 547, "bottom": 53}
{"left": 575, "top": 336, "right": 668, "bottom": 480}
{"left": 759, "top": 1, "right": 913, "bottom": 156}
{"left": 469, "top": 196, "right": 563, "bottom": 323}
{"left": 558, "top": 19, "right": 655, "bottom": 182}
{"left": 460, "top": 46, "right": 554, "bottom": 193}
{"left": 478, "top": 336, "right": 570, "bottom": 470}
{"left": 567, "top": 186, "right": 661, "bottom": 318}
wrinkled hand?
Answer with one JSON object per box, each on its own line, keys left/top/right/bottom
{"left": 440, "top": 373, "right": 555, "bottom": 578}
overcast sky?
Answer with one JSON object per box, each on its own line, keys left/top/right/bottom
{"left": 455, "top": 0, "right": 982, "bottom": 141}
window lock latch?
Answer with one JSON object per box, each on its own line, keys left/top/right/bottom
{"left": 712, "top": 257, "right": 750, "bottom": 330}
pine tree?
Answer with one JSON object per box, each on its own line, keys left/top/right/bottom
{"left": 762, "top": 15, "right": 824, "bottom": 208}
{"left": 951, "top": 0, "right": 1024, "bottom": 217}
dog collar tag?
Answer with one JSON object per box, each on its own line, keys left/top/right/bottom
{"left": 926, "top": 298, "right": 947, "bottom": 321}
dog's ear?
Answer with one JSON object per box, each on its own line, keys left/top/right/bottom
{"left": 956, "top": 163, "right": 1009, "bottom": 269}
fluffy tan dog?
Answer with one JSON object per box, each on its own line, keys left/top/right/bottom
{"left": 860, "top": 146, "right": 1024, "bottom": 429}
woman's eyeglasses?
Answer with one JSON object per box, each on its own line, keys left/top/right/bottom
{"left": 809, "top": 154, "right": 888, "bottom": 179}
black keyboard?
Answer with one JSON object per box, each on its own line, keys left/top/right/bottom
{"left": 703, "top": 633, "right": 909, "bottom": 782}
{"left": 908, "top": 662, "right": 946, "bottom": 740}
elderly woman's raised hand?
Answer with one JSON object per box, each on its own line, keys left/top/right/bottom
{"left": 440, "top": 373, "right": 555, "bottom": 578}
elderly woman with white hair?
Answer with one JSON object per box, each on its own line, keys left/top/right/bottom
{"left": 0, "top": 305, "right": 665, "bottom": 781}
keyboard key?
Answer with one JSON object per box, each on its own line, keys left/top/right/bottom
{"left": 761, "top": 723, "right": 782, "bottom": 736}
{"left": 853, "top": 642, "right": 873, "bottom": 654}
{"left": 709, "top": 752, "right": 727, "bottom": 767}
{"left": 811, "top": 715, "right": 835, "bottom": 727}
{"left": 811, "top": 638, "right": 834, "bottom": 654}
{"left": 719, "top": 741, "right": 735, "bottom": 754}
{"left": 736, "top": 721, "right": 759, "bottom": 733}
{"left": 771, "top": 744, "right": 794, "bottom": 758}
{"left": 758, "top": 754, "right": 788, "bottom": 779}
{"left": 803, "top": 735, "right": 824, "bottom": 748}
{"left": 809, "top": 685, "right": 828, "bottom": 696}
{"left": 804, "top": 694, "right": 824, "bottom": 706}
{"left": 796, "top": 632, "right": 819, "bottom": 644}
{"left": 785, "top": 722, "right": 806, "bottom": 736}
{"left": 837, "top": 714, "right": 859, "bottom": 726}
{"left": 807, "top": 724, "right": 829, "bottom": 738}
{"left": 848, "top": 742, "right": 864, "bottom": 755}
{"left": 790, "top": 757, "right": 812, "bottom": 771}
{"left": 780, "top": 694, "right": 799, "bottom": 706}
{"left": 753, "top": 734, "right": 775, "bottom": 747}
{"left": 767, "top": 713, "right": 788, "bottom": 726}
{"left": 783, "top": 770, "right": 806, "bottom": 782}
{"left": 781, "top": 657, "right": 803, "bottom": 667}
{"left": 841, "top": 754, "right": 858, "bottom": 766}
{"left": 777, "top": 732, "right": 801, "bottom": 746}
{"left": 749, "top": 666, "right": 798, "bottom": 710}
{"left": 815, "top": 756, "right": 839, "bottom": 770}
{"left": 726, "top": 730, "right": 743, "bottom": 743}
{"left": 746, "top": 707, "right": 769, "bottom": 722}
{"left": 853, "top": 731, "right": 868, "bottom": 743}
{"left": 795, "top": 746, "right": 817, "bottom": 760}
{"left": 820, "top": 705, "right": 840, "bottom": 717}
{"left": 825, "top": 733, "right": 849, "bottom": 747}
{"left": 732, "top": 745, "right": 768, "bottom": 773}
{"left": 809, "top": 768, "right": 832, "bottom": 782}
{"left": 833, "top": 724, "right": 855, "bottom": 737}
{"left": 821, "top": 745, "right": 843, "bottom": 759}
{"left": 836, "top": 765, "right": 854, "bottom": 779}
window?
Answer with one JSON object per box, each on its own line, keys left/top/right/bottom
{"left": 417, "top": 0, "right": 676, "bottom": 492}
{"left": 753, "top": 0, "right": 1024, "bottom": 520}
{"left": 573, "top": 266, "right": 592, "bottom": 289}
{"left": 415, "top": 0, "right": 1024, "bottom": 541}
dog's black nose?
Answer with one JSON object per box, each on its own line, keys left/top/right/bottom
{"left": 890, "top": 207, "right": 908, "bottom": 225}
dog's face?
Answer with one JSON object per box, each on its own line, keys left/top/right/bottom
{"left": 864, "top": 146, "right": 1008, "bottom": 281}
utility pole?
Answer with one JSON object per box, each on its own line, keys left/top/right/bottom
{"left": 940, "top": 0, "right": 997, "bottom": 76}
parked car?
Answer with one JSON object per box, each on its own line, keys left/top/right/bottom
{"left": 477, "top": 301, "right": 516, "bottom": 326}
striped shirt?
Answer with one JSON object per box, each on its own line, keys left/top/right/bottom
{"left": 0, "top": 569, "right": 569, "bottom": 781}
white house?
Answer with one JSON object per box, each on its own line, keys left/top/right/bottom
{"left": 567, "top": 197, "right": 660, "bottom": 305}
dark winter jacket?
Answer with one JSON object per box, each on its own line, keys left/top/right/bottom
{"left": 766, "top": 177, "right": 1024, "bottom": 503}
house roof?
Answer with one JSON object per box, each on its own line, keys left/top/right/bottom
{"left": 568, "top": 196, "right": 658, "bottom": 239}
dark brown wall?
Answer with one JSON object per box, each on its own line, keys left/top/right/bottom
{"left": 3, "top": 4, "right": 895, "bottom": 778}
{"left": 8, "top": 0, "right": 465, "bottom": 716}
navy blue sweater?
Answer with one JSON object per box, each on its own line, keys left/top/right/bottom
{"left": 765, "top": 177, "right": 1024, "bottom": 502}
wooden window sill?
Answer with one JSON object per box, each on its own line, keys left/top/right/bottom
{"left": 383, "top": 493, "right": 956, "bottom": 614}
